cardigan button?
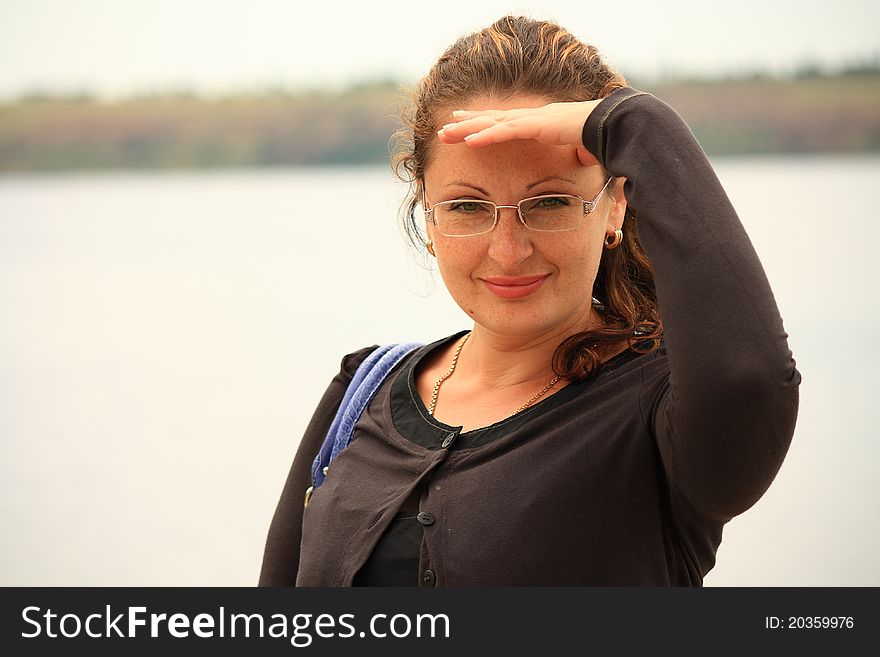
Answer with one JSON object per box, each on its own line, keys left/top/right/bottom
{"left": 441, "top": 431, "right": 457, "bottom": 448}
{"left": 422, "top": 569, "right": 436, "bottom": 587}
{"left": 417, "top": 512, "right": 436, "bottom": 526}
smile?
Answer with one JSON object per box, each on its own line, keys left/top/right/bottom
{"left": 481, "top": 274, "right": 550, "bottom": 299}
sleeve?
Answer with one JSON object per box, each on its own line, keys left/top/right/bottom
{"left": 583, "top": 88, "right": 802, "bottom": 523}
{"left": 257, "top": 345, "right": 378, "bottom": 586}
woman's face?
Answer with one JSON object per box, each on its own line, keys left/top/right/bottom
{"left": 423, "top": 95, "right": 627, "bottom": 341}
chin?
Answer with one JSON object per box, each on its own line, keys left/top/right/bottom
{"left": 468, "top": 294, "right": 595, "bottom": 338}
{"left": 467, "top": 306, "right": 565, "bottom": 339}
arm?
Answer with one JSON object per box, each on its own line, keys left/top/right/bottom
{"left": 258, "top": 345, "right": 377, "bottom": 586}
{"left": 439, "top": 88, "right": 801, "bottom": 522}
{"left": 582, "top": 89, "right": 800, "bottom": 522}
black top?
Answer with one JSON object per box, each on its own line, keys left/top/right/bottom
{"left": 258, "top": 88, "right": 801, "bottom": 587}
{"left": 351, "top": 512, "right": 424, "bottom": 586}
{"left": 351, "top": 337, "right": 652, "bottom": 586}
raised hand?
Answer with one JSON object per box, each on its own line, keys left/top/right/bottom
{"left": 436, "top": 100, "right": 603, "bottom": 167}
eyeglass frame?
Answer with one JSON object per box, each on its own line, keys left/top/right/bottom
{"left": 422, "top": 176, "right": 613, "bottom": 237}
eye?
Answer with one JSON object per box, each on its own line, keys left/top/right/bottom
{"left": 448, "top": 200, "right": 492, "bottom": 213}
{"left": 533, "top": 196, "right": 572, "bottom": 208}
{"left": 521, "top": 195, "right": 574, "bottom": 213}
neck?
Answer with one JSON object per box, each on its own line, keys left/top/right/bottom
{"left": 456, "top": 306, "right": 600, "bottom": 389}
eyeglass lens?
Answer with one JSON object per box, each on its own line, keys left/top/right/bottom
{"left": 434, "top": 195, "right": 584, "bottom": 236}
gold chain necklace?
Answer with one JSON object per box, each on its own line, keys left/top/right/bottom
{"left": 427, "top": 333, "right": 469, "bottom": 416}
{"left": 513, "top": 373, "right": 562, "bottom": 414}
{"left": 427, "top": 333, "right": 562, "bottom": 417}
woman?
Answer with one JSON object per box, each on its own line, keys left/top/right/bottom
{"left": 259, "top": 16, "right": 801, "bottom": 586}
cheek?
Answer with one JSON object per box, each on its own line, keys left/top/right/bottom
{"left": 562, "top": 250, "right": 602, "bottom": 292}
{"left": 577, "top": 220, "right": 610, "bottom": 276}
{"left": 434, "top": 254, "right": 481, "bottom": 317}
{"left": 550, "top": 231, "right": 604, "bottom": 279}
{"left": 434, "top": 244, "right": 477, "bottom": 286}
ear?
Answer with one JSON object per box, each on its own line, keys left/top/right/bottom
{"left": 419, "top": 178, "right": 436, "bottom": 244}
{"left": 606, "top": 176, "right": 628, "bottom": 232}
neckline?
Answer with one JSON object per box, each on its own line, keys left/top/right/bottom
{"left": 388, "top": 330, "right": 654, "bottom": 449}
{"left": 413, "top": 331, "right": 579, "bottom": 435}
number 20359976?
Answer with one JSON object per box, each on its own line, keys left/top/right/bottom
{"left": 765, "top": 616, "right": 854, "bottom": 630}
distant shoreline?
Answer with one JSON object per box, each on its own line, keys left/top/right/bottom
{"left": 2, "top": 72, "right": 878, "bottom": 172}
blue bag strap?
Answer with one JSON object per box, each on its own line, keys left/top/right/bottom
{"left": 309, "top": 342, "right": 423, "bottom": 492}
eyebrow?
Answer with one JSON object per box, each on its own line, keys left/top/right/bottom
{"left": 526, "top": 176, "right": 577, "bottom": 191}
{"left": 447, "top": 181, "right": 490, "bottom": 196}
{"left": 445, "top": 176, "right": 577, "bottom": 195}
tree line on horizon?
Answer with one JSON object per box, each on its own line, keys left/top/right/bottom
{"left": 1, "top": 69, "right": 878, "bottom": 172}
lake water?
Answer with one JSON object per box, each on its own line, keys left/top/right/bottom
{"left": 1, "top": 158, "right": 878, "bottom": 586}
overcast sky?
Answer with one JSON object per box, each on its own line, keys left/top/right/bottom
{"left": 1, "top": 0, "right": 877, "bottom": 99}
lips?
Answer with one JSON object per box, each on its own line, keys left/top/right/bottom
{"left": 481, "top": 274, "right": 549, "bottom": 299}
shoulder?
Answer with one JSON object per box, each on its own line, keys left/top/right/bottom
{"left": 595, "top": 338, "right": 669, "bottom": 409}
{"left": 339, "top": 345, "right": 382, "bottom": 379}
{"left": 335, "top": 332, "right": 466, "bottom": 385}
{"left": 337, "top": 339, "right": 432, "bottom": 386}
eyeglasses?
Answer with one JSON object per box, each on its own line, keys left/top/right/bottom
{"left": 423, "top": 177, "right": 612, "bottom": 237}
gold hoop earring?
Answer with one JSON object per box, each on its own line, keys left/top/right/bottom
{"left": 604, "top": 229, "right": 623, "bottom": 250}
{"left": 426, "top": 241, "right": 436, "bottom": 257}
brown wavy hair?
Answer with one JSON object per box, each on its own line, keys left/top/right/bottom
{"left": 391, "top": 15, "right": 662, "bottom": 382}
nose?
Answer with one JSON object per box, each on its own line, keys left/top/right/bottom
{"left": 487, "top": 206, "right": 533, "bottom": 269}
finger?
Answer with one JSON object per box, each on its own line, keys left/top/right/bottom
{"left": 576, "top": 147, "right": 600, "bottom": 168}
{"left": 458, "top": 119, "right": 542, "bottom": 148}
{"left": 437, "top": 115, "right": 509, "bottom": 143}
{"left": 450, "top": 107, "right": 531, "bottom": 121}
{"left": 437, "top": 114, "right": 524, "bottom": 144}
